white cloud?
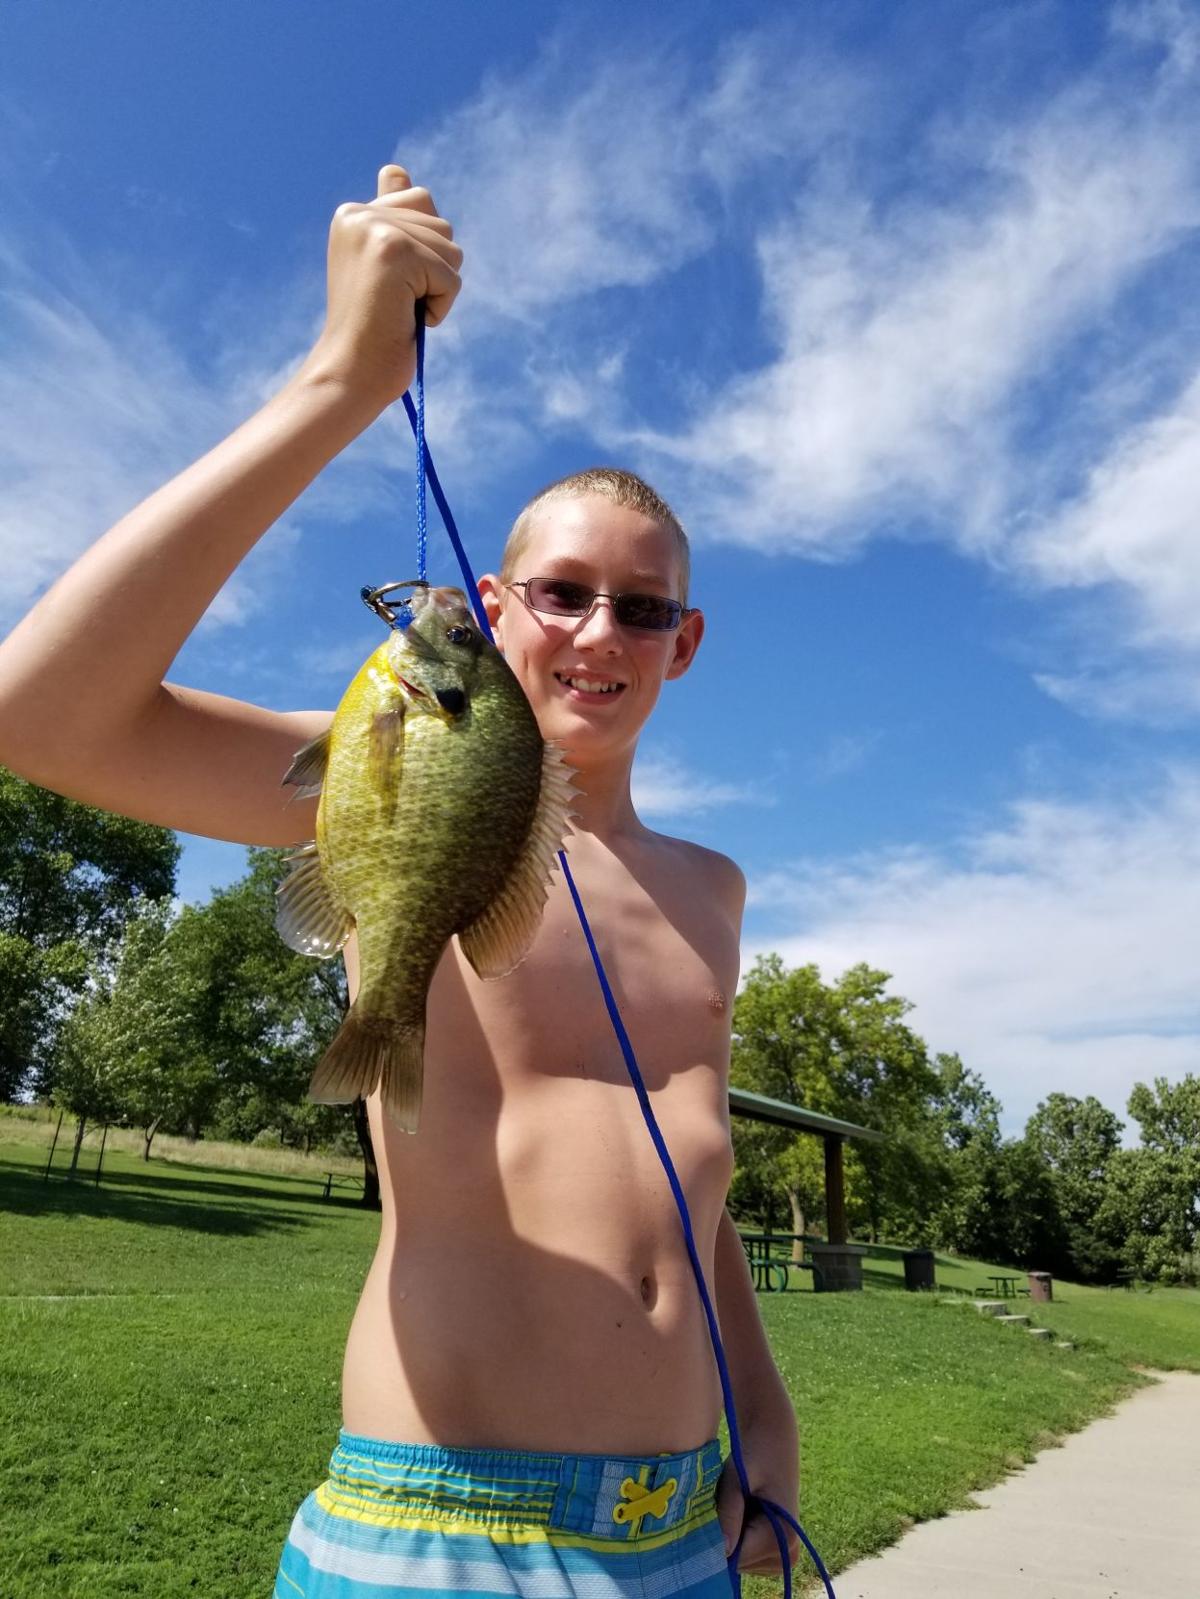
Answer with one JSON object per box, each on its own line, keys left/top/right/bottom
{"left": 1035, "top": 662, "right": 1200, "bottom": 728}
{"left": 630, "top": 91, "right": 1200, "bottom": 556}
{"left": 805, "top": 731, "right": 880, "bottom": 782}
{"left": 745, "top": 768, "right": 1200, "bottom": 1135}
{"left": 633, "top": 751, "right": 761, "bottom": 819}
{"left": 1017, "top": 367, "right": 1200, "bottom": 650}
{"left": 400, "top": 32, "right": 856, "bottom": 323}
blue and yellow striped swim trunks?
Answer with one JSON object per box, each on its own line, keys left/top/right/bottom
{"left": 274, "top": 1430, "right": 733, "bottom": 1599}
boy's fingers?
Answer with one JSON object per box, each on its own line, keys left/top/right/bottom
{"left": 371, "top": 198, "right": 454, "bottom": 237}
{"left": 377, "top": 163, "right": 412, "bottom": 197}
{"left": 735, "top": 1514, "right": 800, "bottom": 1575}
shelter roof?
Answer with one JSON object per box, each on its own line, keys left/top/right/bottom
{"left": 728, "top": 1086, "right": 884, "bottom": 1143}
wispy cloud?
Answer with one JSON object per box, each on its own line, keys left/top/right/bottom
{"left": 630, "top": 81, "right": 1200, "bottom": 555}
{"left": 1038, "top": 387, "right": 1200, "bottom": 641}
{"left": 805, "top": 731, "right": 880, "bottom": 783}
{"left": 746, "top": 767, "right": 1200, "bottom": 1133}
{"left": 633, "top": 751, "right": 762, "bottom": 819}
{"left": 401, "top": 30, "right": 858, "bottom": 323}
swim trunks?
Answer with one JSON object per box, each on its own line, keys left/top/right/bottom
{"left": 274, "top": 1431, "right": 733, "bottom": 1598}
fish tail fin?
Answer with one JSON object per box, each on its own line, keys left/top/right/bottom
{"left": 308, "top": 1005, "right": 425, "bottom": 1134}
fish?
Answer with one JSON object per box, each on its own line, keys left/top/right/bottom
{"left": 275, "top": 582, "right": 575, "bottom": 1133}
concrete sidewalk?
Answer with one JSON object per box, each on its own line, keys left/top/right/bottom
{"left": 833, "top": 1370, "right": 1200, "bottom": 1598}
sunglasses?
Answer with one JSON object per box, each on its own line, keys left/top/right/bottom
{"left": 508, "top": 577, "right": 687, "bottom": 632}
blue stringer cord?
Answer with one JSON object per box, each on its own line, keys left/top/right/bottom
{"left": 404, "top": 301, "right": 836, "bottom": 1599}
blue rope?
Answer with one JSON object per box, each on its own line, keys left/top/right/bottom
{"left": 413, "top": 304, "right": 428, "bottom": 584}
{"left": 400, "top": 301, "right": 836, "bottom": 1599}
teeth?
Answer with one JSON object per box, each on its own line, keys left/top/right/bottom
{"left": 560, "top": 675, "right": 622, "bottom": 695}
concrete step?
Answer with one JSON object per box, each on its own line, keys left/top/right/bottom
{"left": 995, "top": 1314, "right": 1031, "bottom": 1328}
{"left": 971, "top": 1300, "right": 1007, "bottom": 1315}
{"left": 1027, "top": 1326, "right": 1053, "bottom": 1341}
{"left": 1056, "top": 1340, "right": 1075, "bottom": 1350}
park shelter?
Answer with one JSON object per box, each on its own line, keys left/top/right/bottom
{"left": 728, "top": 1085, "right": 884, "bottom": 1290}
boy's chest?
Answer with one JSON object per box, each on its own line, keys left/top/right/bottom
{"left": 435, "top": 846, "right": 738, "bottom": 1091}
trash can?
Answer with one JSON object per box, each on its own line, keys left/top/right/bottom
{"left": 1028, "top": 1271, "right": 1053, "bottom": 1303}
{"left": 903, "top": 1248, "right": 936, "bottom": 1291}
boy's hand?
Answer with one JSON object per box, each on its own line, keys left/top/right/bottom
{"left": 305, "top": 163, "right": 463, "bottom": 409}
{"left": 715, "top": 1425, "right": 802, "bottom": 1576}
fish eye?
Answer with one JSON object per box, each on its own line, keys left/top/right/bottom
{"left": 445, "top": 626, "right": 471, "bottom": 644}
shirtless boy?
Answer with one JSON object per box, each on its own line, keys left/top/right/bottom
{"left": 0, "top": 166, "right": 801, "bottom": 1596}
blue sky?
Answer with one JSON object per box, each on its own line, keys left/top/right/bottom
{"left": 2, "top": 1, "right": 1199, "bottom": 1136}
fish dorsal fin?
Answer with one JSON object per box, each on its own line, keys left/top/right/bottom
{"left": 458, "top": 742, "right": 578, "bottom": 980}
{"left": 281, "top": 730, "right": 332, "bottom": 799}
{"left": 275, "top": 842, "right": 354, "bottom": 959}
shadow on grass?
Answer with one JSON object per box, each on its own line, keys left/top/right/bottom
{"left": 0, "top": 1160, "right": 313, "bottom": 1238}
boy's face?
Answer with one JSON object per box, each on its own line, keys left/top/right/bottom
{"left": 480, "top": 495, "right": 703, "bottom": 766}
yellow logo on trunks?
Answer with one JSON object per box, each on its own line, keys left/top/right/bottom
{"left": 612, "top": 1468, "right": 678, "bottom": 1536}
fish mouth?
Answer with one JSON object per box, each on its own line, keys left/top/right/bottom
{"left": 554, "top": 672, "right": 627, "bottom": 701}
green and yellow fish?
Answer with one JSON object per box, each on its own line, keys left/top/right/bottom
{"left": 276, "top": 582, "right": 575, "bottom": 1133}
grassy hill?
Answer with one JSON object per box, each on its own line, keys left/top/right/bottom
{"left": 2, "top": 1128, "right": 1196, "bottom": 1597}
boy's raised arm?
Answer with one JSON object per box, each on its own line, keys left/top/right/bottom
{"left": 0, "top": 165, "right": 460, "bottom": 847}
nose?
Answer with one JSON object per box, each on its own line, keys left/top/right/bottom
{"left": 571, "top": 594, "right": 623, "bottom": 652}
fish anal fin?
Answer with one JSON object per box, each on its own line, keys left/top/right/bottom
{"left": 275, "top": 842, "right": 354, "bottom": 958}
{"left": 458, "top": 741, "right": 578, "bottom": 980}
{"left": 281, "top": 730, "right": 332, "bottom": 799}
{"left": 308, "top": 1005, "right": 425, "bottom": 1134}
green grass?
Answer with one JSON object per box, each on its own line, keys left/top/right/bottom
{"left": 2, "top": 1138, "right": 1196, "bottom": 1597}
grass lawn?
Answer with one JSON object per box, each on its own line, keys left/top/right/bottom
{"left": 2, "top": 1133, "right": 1196, "bottom": 1597}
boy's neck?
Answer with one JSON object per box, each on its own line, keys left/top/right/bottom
{"left": 565, "top": 751, "right": 644, "bottom": 842}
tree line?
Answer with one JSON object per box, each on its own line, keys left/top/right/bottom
{"left": 731, "top": 954, "right": 1199, "bottom": 1285}
{"left": 3, "top": 769, "right": 1197, "bottom": 1280}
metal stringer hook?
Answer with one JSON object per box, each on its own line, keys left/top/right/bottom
{"left": 361, "top": 579, "right": 428, "bottom": 630}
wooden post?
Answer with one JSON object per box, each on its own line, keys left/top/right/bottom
{"left": 824, "top": 1133, "right": 848, "bottom": 1245}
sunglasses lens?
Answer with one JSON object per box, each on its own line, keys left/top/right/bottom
{"left": 521, "top": 579, "right": 682, "bottom": 630}
{"left": 527, "top": 578, "right": 594, "bottom": 614}
{"left": 615, "top": 594, "right": 682, "bottom": 630}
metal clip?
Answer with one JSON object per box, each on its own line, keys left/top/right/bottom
{"left": 361, "top": 580, "right": 428, "bottom": 630}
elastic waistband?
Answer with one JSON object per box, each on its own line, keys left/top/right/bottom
{"left": 322, "top": 1431, "right": 724, "bottom": 1543}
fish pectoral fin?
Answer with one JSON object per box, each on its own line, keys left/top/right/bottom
{"left": 281, "top": 730, "right": 332, "bottom": 798}
{"left": 458, "top": 740, "right": 578, "bottom": 980}
{"left": 275, "top": 842, "right": 354, "bottom": 958}
{"left": 368, "top": 707, "right": 406, "bottom": 792}
{"left": 309, "top": 1005, "right": 425, "bottom": 1135}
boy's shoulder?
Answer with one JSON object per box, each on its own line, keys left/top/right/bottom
{"left": 640, "top": 827, "right": 746, "bottom": 921}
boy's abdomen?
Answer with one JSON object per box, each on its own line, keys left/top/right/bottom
{"left": 341, "top": 1069, "right": 732, "bottom": 1455}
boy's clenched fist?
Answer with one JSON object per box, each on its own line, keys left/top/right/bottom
{"left": 307, "top": 163, "right": 462, "bottom": 408}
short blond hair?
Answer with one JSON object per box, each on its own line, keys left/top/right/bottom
{"left": 500, "top": 467, "right": 690, "bottom": 606}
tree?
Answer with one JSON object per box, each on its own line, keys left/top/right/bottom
{"left": 0, "top": 767, "right": 177, "bottom": 1099}
{"left": 1023, "top": 1093, "right": 1124, "bottom": 1281}
{"left": 927, "top": 1053, "right": 1006, "bottom": 1257}
{"left": 1102, "top": 1076, "right": 1200, "bottom": 1284}
{"left": 731, "top": 956, "right": 943, "bottom": 1245}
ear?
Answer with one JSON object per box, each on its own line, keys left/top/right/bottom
{"left": 665, "top": 607, "right": 704, "bottom": 681}
{"left": 478, "top": 573, "right": 505, "bottom": 650}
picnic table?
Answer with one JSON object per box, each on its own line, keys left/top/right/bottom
{"left": 737, "top": 1231, "right": 818, "bottom": 1293}
{"left": 321, "top": 1170, "right": 364, "bottom": 1202}
{"left": 984, "top": 1274, "right": 1022, "bottom": 1298}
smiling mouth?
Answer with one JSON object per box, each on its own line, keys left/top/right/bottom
{"left": 554, "top": 672, "right": 626, "bottom": 697}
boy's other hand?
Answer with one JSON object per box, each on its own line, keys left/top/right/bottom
{"left": 304, "top": 163, "right": 463, "bottom": 409}
{"left": 715, "top": 1447, "right": 802, "bottom": 1576}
